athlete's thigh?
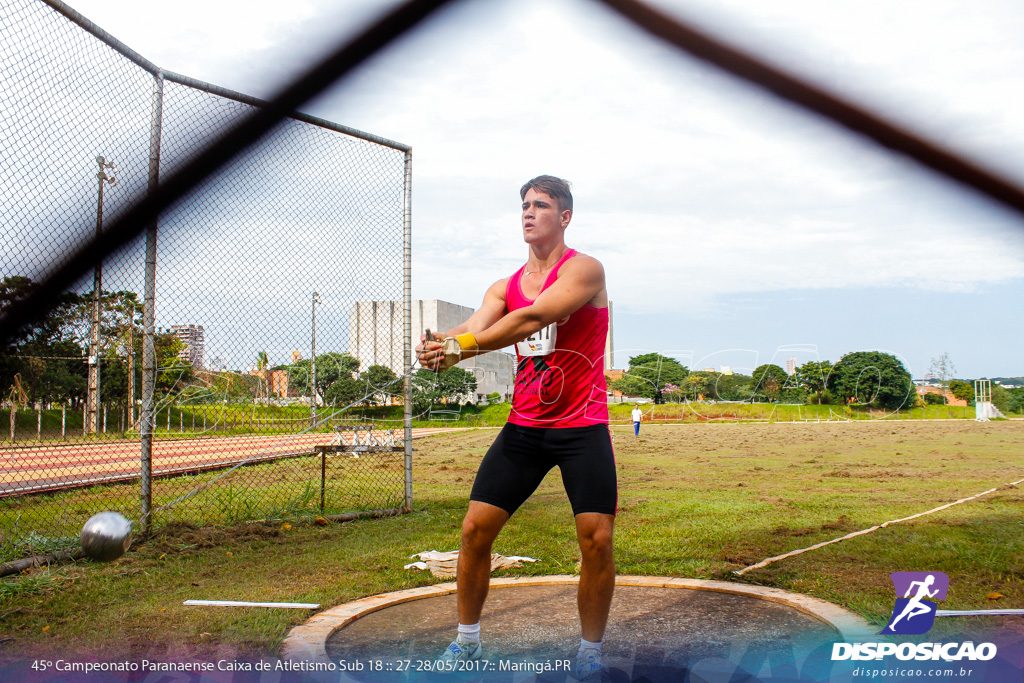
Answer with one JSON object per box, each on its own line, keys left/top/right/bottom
{"left": 470, "top": 423, "right": 555, "bottom": 516}
{"left": 548, "top": 424, "right": 618, "bottom": 516}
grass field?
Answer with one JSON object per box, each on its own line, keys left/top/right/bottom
{"left": 0, "top": 400, "right": 988, "bottom": 445}
{"left": 1, "top": 419, "right": 1022, "bottom": 665}
{"left": 605, "top": 401, "right": 981, "bottom": 423}
{"left": 0, "top": 450, "right": 408, "bottom": 558}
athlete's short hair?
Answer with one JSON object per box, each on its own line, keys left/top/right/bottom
{"left": 520, "top": 175, "right": 573, "bottom": 213}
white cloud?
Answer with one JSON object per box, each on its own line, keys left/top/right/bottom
{"left": 289, "top": 0, "right": 1024, "bottom": 318}
{"left": 19, "top": 0, "right": 1024, "bottom": 374}
{"left": 652, "top": 0, "right": 1024, "bottom": 179}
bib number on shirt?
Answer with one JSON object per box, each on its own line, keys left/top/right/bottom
{"left": 517, "top": 321, "right": 557, "bottom": 357}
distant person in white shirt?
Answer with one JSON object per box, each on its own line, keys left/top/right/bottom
{"left": 631, "top": 405, "right": 643, "bottom": 436}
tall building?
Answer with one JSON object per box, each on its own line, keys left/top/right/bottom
{"left": 170, "top": 324, "right": 205, "bottom": 368}
{"left": 349, "top": 300, "right": 516, "bottom": 403}
{"left": 785, "top": 357, "right": 798, "bottom": 375}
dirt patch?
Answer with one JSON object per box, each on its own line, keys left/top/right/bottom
{"left": 825, "top": 468, "right": 851, "bottom": 477}
{"left": 850, "top": 470, "right": 909, "bottom": 479}
{"left": 821, "top": 515, "right": 855, "bottom": 531}
{"left": 717, "top": 542, "right": 763, "bottom": 566}
{"left": 771, "top": 515, "right": 857, "bottom": 538}
{"left": 146, "top": 521, "right": 284, "bottom": 553}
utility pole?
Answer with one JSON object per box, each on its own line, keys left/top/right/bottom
{"left": 87, "top": 156, "right": 116, "bottom": 435}
{"left": 311, "top": 292, "right": 320, "bottom": 428}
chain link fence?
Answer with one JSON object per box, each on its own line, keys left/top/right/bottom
{"left": 0, "top": 0, "right": 413, "bottom": 560}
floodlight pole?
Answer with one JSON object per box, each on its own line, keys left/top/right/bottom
{"left": 311, "top": 292, "right": 320, "bottom": 428}
{"left": 87, "top": 155, "right": 116, "bottom": 435}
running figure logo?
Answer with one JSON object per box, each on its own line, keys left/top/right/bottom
{"left": 881, "top": 571, "right": 949, "bottom": 635}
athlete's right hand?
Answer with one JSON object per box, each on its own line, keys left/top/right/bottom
{"left": 416, "top": 332, "right": 445, "bottom": 372}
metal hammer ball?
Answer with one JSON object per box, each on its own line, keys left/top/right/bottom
{"left": 80, "top": 511, "right": 132, "bottom": 562}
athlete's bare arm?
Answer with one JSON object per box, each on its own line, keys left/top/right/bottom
{"left": 418, "top": 255, "right": 605, "bottom": 370}
{"left": 445, "top": 278, "right": 509, "bottom": 337}
{"left": 473, "top": 255, "right": 605, "bottom": 352}
{"left": 416, "top": 278, "right": 507, "bottom": 366}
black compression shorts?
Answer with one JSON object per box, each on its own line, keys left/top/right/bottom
{"left": 470, "top": 423, "right": 617, "bottom": 517}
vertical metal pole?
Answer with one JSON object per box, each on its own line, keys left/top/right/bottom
{"left": 87, "top": 161, "right": 105, "bottom": 435}
{"left": 320, "top": 450, "right": 326, "bottom": 513}
{"left": 402, "top": 150, "right": 413, "bottom": 511}
{"left": 62, "top": 403, "right": 66, "bottom": 440}
{"left": 127, "top": 311, "right": 135, "bottom": 429}
{"left": 36, "top": 404, "right": 41, "bottom": 441}
{"left": 140, "top": 71, "right": 164, "bottom": 535}
{"left": 311, "top": 292, "right": 319, "bottom": 428}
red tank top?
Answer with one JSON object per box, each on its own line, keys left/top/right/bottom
{"left": 505, "top": 249, "right": 609, "bottom": 427}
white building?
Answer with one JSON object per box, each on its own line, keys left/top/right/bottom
{"left": 170, "top": 324, "right": 205, "bottom": 368}
{"left": 349, "top": 300, "right": 516, "bottom": 403}
{"left": 785, "top": 356, "right": 798, "bottom": 375}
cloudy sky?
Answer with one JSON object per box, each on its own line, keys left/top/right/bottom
{"left": 63, "top": 0, "right": 1024, "bottom": 378}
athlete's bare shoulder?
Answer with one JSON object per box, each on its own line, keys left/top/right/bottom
{"left": 479, "top": 276, "right": 510, "bottom": 313}
{"left": 462, "top": 276, "right": 511, "bottom": 334}
{"left": 559, "top": 252, "right": 607, "bottom": 307}
{"left": 560, "top": 252, "right": 606, "bottom": 285}
{"left": 565, "top": 252, "right": 604, "bottom": 274}
{"left": 486, "top": 276, "right": 511, "bottom": 302}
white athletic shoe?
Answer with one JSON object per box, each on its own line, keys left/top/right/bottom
{"left": 573, "top": 647, "right": 607, "bottom": 681}
{"left": 436, "top": 635, "right": 482, "bottom": 669}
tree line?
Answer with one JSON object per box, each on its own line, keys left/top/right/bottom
{"left": 1, "top": 276, "right": 478, "bottom": 413}
{"left": 610, "top": 351, "right": 1024, "bottom": 412}
{"left": 274, "top": 353, "right": 477, "bottom": 410}
{"left": 10, "top": 273, "right": 1014, "bottom": 415}
{"left": 0, "top": 276, "right": 193, "bottom": 408}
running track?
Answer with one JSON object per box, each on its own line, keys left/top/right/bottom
{"left": 0, "top": 429, "right": 465, "bottom": 497}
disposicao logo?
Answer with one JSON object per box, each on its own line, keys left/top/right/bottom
{"left": 831, "top": 571, "right": 998, "bottom": 663}
{"left": 881, "top": 571, "right": 949, "bottom": 635}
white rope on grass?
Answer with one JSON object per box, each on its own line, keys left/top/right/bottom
{"left": 734, "top": 476, "right": 1024, "bottom": 576}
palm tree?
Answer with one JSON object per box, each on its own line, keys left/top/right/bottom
{"left": 256, "top": 350, "right": 269, "bottom": 405}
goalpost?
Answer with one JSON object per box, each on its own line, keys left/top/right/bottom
{"left": 974, "top": 379, "right": 995, "bottom": 421}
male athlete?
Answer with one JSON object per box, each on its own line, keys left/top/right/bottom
{"left": 417, "top": 175, "right": 615, "bottom": 679}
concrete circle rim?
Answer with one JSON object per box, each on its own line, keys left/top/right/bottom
{"left": 281, "top": 575, "right": 874, "bottom": 663}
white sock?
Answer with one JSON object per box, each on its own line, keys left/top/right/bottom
{"left": 578, "top": 638, "right": 602, "bottom": 655}
{"left": 457, "top": 622, "right": 481, "bottom": 644}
